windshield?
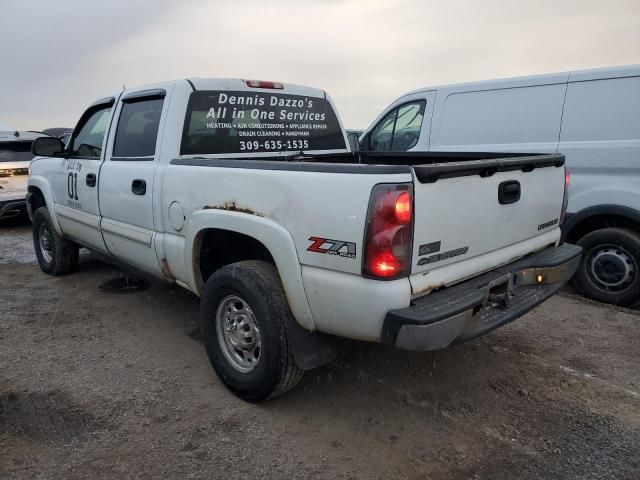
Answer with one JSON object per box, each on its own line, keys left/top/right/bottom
{"left": 0, "top": 141, "right": 35, "bottom": 162}
{"left": 181, "top": 90, "right": 346, "bottom": 155}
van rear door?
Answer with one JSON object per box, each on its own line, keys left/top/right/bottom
{"left": 558, "top": 70, "right": 640, "bottom": 213}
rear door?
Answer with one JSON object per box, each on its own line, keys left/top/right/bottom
{"left": 98, "top": 87, "right": 170, "bottom": 274}
{"left": 558, "top": 71, "right": 640, "bottom": 214}
{"left": 51, "top": 98, "right": 115, "bottom": 251}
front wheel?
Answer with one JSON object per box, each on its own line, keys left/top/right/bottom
{"left": 32, "top": 207, "right": 79, "bottom": 275}
{"left": 201, "top": 260, "right": 303, "bottom": 402}
{"left": 572, "top": 227, "right": 640, "bottom": 307}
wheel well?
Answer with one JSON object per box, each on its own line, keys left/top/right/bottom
{"left": 27, "top": 186, "right": 46, "bottom": 211}
{"left": 197, "top": 229, "right": 275, "bottom": 285}
{"left": 566, "top": 214, "right": 640, "bottom": 244}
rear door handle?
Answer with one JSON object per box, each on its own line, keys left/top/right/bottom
{"left": 131, "top": 179, "right": 146, "bottom": 195}
{"left": 498, "top": 180, "right": 521, "bottom": 205}
{"left": 86, "top": 173, "right": 96, "bottom": 187}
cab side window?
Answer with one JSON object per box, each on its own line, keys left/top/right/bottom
{"left": 369, "top": 101, "right": 426, "bottom": 152}
{"left": 113, "top": 98, "right": 164, "bottom": 159}
{"left": 70, "top": 106, "right": 112, "bottom": 158}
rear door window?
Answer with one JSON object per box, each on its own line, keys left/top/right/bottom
{"left": 370, "top": 101, "right": 425, "bottom": 152}
{"left": 0, "top": 142, "right": 35, "bottom": 162}
{"left": 180, "top": 91, "right": 346, "bottom": 155}
{"left": 113, "top": 98, "right": 164, "bottom": 159}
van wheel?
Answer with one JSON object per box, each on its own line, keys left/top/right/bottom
{"left": 32, "top": 207, "right": 79, "bottom": 275}
{"left": 201, "top": 260, "right": 303, "bottom": 402}
{"left": 572, "top": 228, "right": 640, "bottom": 307}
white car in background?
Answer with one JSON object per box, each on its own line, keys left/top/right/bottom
{"left": 0, "top": 130, "right": 47, "bottom": 220}
{"left": 360, "top": 65, "right": 640, "bottom": 307}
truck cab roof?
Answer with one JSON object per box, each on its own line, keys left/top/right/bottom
{"left": 114, "top": 78, "right": 328, "bottom": 100}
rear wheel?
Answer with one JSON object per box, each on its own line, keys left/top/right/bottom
{"left": 32, "top": 207, "right": 79, "bottom": 275}
{"left": 201, "top": 260, "right": 303, "bottom": 402}
{"left": 572, "top": 228, "right": 640, "bottom": 307}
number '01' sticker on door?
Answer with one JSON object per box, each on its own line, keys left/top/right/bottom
{"left": 66, "top": 159, "right": 82, "bottom": 209}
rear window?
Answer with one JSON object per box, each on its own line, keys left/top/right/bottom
{"left": 180, "top": 91, "right": 346, "bottom": 155}
{"left": 0, "top": 141, "right": 35, "bottom": 162}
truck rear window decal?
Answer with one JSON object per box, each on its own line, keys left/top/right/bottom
{"left": 181, "top": 91, "right": 346, "bottom": 155}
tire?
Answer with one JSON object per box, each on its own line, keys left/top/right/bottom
{"left": 572, "top": 227, "right": 640, "bottom": 307}
{"left": 32, "top": 207, "right": 79, "bottom": 275}
{"left": 201, "top": 260, "right": 303, "bottom": 402}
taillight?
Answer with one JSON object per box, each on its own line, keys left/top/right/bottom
{"left": 560, "top": 168, "right": 570, "bottom": 225}
{"left": 363, "top": 183, "right": 414, "bottom": 279}
{"left": 245, "top": 79, "right": 284, "bottom": 89}
{"left": 394, "top": 191, "right": 412, "bottom": 224}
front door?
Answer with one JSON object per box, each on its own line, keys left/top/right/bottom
{"left": 98, "top": 88, "right": 169, "bottom": 274}
{"left": 52, "top": 98, "right": 115, "bottom": 252}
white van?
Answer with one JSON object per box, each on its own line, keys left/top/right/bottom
{"left": 360, "top": 65, "right": 640, "bottom": 306}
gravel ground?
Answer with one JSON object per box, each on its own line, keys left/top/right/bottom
{"left": 1, "top": 220, "right": 639, "bottom": 479}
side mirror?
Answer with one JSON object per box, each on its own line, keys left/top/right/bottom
{"left": 347, "top": 132, "right": 361, "bottom": 152}
{"left": 32, "top": 136, "right": 65, "bottom": 157}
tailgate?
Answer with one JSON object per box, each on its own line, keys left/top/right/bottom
{"left": 409, "top": 155, "right": 565, "bottom": 294}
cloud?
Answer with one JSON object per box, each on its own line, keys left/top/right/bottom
{"left": 1, "top": 0, "right": 639, "bottom": 130}
{"left": 0, "top": 0, "right": 180, "bottom": 128}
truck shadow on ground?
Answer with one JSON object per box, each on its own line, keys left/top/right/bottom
{"left": 0, "top": 215, "right": 30, "bottom": 228}
{"left": 88, "top": 256, "right": 519, "bottom": 408}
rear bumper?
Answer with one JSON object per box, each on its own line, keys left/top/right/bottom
{"left": 382, "top": 243, "right": 582, "bottom": 351}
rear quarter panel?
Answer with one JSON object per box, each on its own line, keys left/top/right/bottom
{"left": 161, "top": 164, "right": 412, "bottom": 274}
{"left": 159, "top": 163, "right": 412, "bottom": 338}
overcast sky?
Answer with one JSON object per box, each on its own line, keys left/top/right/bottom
{"left": 1, "top": 0, "right": 639, "bottom": 131}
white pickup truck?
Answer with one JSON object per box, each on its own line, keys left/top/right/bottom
{"left": 28, "top": 78, "right": 581, "bottom": 401}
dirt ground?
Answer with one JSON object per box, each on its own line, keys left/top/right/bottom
{"left": 1, "top": 220, "right": 639, "bottom": 480}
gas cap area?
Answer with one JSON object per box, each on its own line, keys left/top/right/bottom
{"left": 168, "top": 201, "right": 185, "bottom": 231}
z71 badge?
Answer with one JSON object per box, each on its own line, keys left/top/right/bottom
{"left": 307, "top": 237, "right": 356, "bottom": 259}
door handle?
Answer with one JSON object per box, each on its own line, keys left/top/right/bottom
{"left": 85, "top": 173, "right": 96, "bottom": 187}
{"left": 498, "top": 180, "right": 521, "bottom": 205}
{"left": 131, "top": 179, "right": 146, "bottom": 195}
